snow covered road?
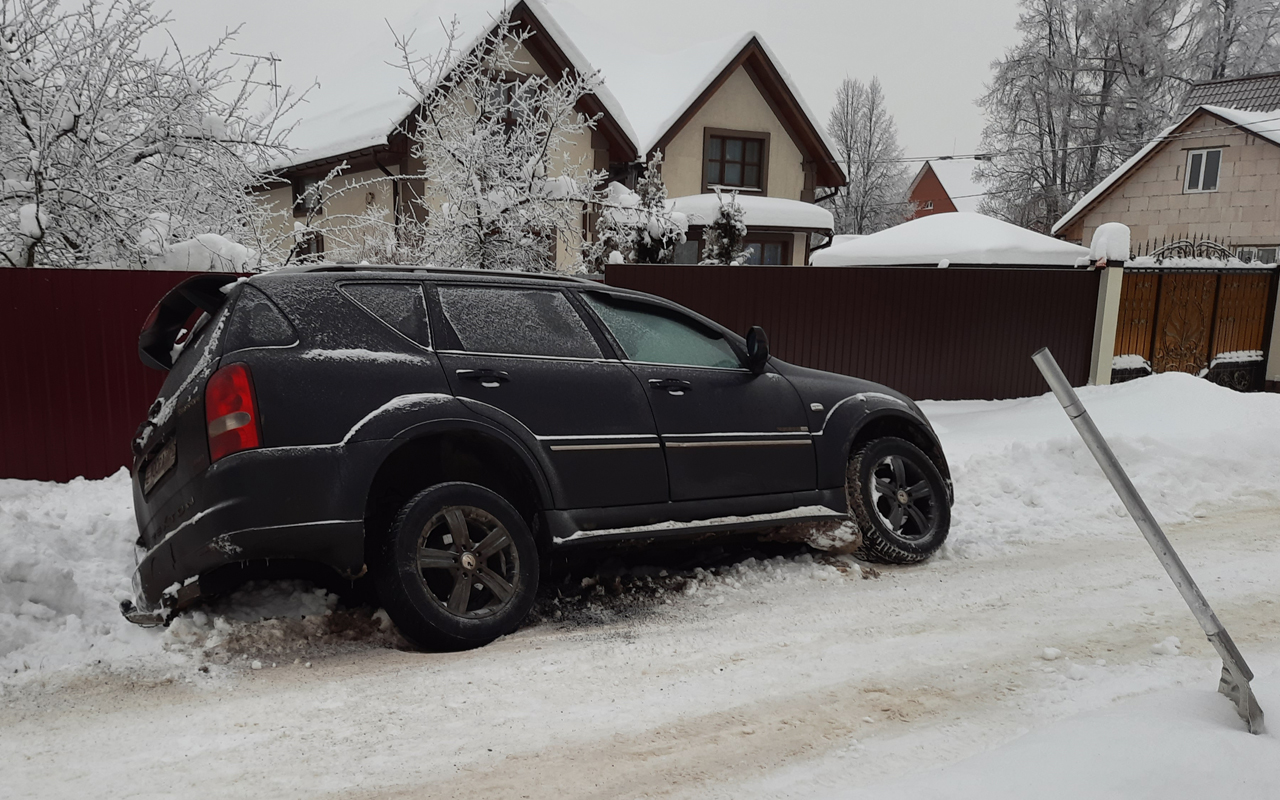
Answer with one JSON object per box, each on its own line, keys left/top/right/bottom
{"left": 2, "top": 373, "right": 1279, "bottom": 797}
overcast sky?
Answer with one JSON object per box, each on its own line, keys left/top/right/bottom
{"left": 152, "top": 0, "right": 1024, "bottom": 162}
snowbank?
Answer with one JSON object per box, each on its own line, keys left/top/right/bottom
{"left": 924, "top": 372, "right": 1280, "bottom": 558}
{"left": 811, "top": 212, "right": 1090, "bottom": 267}
{"left": 2, "top": 372, "right": 1277, "bottom": 685}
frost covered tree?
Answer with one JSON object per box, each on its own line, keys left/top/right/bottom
{"left": 589, "top": 151, "right": 687, "bottom": 267}
{"left": 384, "top": 12, "right": 606, "bottom": 272}
{"left": 0, "top": 0, "right": 301, "bottom": 268}
{"left": 976, "top": 0, "right": 1280, "bottom": 232}
{"left": 699, "top": 190, "right": 750, "bottom": 266}
{"left": 823, "top": 77, "right": 911, "bottom": 235}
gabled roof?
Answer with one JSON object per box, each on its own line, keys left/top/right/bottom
{"left": 274, "top": 0, "right": 844, "bottom": 186}
{"left": 908, "top": 160, "right": 986, "bottom": 213}
{"left": 812, "top": 212, "right": 1089, "bottom": 267}
{"left": 276, "top": 0, "right": 636, "bottom": 171}
{"left": 1051, "top": 105, "right": 1280, "bottom": 235}
{"left": 1180, "top": 71, "right": 1280, "bottom": 113}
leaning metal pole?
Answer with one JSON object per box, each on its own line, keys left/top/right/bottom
{"left": 1032, "top": 347, "right": 1265, "bottom": 735}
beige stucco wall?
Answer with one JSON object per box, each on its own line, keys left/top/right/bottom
{"left": 661, "top": 66, "right": 807, "bottom": 201}
{"left": 1069, "top": 113, "right": 1280, "bottom": 250}
{"left": 258, "top": 167, "right": 398, "bottom": 263}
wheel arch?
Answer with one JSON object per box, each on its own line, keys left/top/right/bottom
{"left": 847, "top": 410, "right": 950, "bottom": 482}
{"left": 361, "top": 423, "right": 555, "bottom": 561}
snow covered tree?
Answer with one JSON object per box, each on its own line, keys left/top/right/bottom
{"left": 385, "top": 12, "right": 606, "bottom": 272}
{"left": 699, "top": 190, "right": 750, "bottom": 266}
{"left": 823, "top": 77, "right": 912, "bottom": 235}
{"left": 976, "top": 0, "right": 1280, "bottom": 232}
{"left": 589, "top": 150, "right": 687, "bottom": 267}
{"left": 0, "top": 0, "right": 302, "bottom": 268}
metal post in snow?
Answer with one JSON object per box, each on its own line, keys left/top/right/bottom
{"left": 1031, "top": 347, "right": 1266, "bottom": 735}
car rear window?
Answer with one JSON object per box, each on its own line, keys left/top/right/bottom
{"left": 436, "top": 286, "right": 601, "bottom": 359}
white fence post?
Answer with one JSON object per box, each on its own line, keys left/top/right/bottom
{"left": 1089, "top": 263, "right": 1124, "bottom": 385}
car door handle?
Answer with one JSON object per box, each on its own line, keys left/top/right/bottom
{"left": 456, "top": 369, "right": 510, "bottom": 388}
{"left": 649, "top": 378, "right": 692, "bottom": 396}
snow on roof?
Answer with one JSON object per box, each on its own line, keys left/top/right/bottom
{"left": 811, "top": 212, "right": 1090, "bottom": 267}
{"left": 668, "top": 194, "right": 834, "bottom": 231}
{"left": 275, "top": 0, "right": 835, "bottom": 173}
{"left": 925, "top": 159, "right": 986, "bottom": 213}
{"left": 275, "top": 0, "right": 636, "bottom": 170}
{"left": 1051, "top": 104, "right": 1280, "bottom": 235}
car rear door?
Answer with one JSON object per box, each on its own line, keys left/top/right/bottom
{"left": 429, "top": 282, "right": 668, "bottom": 510}
{"left": 579, "top": 291, "right": 816, "bottom": 502}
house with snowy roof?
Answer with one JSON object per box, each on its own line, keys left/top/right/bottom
{"left": 1052, "top": 93, "right": 1280, "bottom": 263}
{"left": 904, "top": 159, "right": 988, "bottom": 218}
{"left": 257, "top": 0, "right": 844, "bottom": 269}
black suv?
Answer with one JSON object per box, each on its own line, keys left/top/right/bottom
{"left": 127, "top": 266, "right": 952, "bottom": 649}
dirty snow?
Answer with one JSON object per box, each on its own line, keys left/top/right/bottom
{"left": 1, "top": 373, "right": 1278, "bottom": 798}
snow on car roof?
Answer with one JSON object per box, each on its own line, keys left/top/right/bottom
{"left": 811, "top": 212, "right": 1090, "bottom": 267}
{"left": 668, "top": 193, "right": 835, "bottom": 231}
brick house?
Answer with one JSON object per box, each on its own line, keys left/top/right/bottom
{"left": 904, "top": 159, "right": 987, "bottom": 218}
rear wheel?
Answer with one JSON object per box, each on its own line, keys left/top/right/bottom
{"left": 372, "top": 482, "right": 538, "bottom": 650}
{"left": 847, "top": 437, "right": 949, "bottom": 564}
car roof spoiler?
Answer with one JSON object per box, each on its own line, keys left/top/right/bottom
{"left": 138, "top": 274, "right": 243, "bottom": 371}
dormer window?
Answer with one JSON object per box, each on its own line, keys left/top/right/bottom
{"left": 703, "top": 129, "right": 769, "bottom": 192}
{"left": 292, "top": 177, "right": 323, "bottom": 217}
{"left": 1184, "top": 149, "right": 1222, "bottom": 193}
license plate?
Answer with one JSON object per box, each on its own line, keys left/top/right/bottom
{"left": 143, "top": 439, "right": 176, "bottom": 494}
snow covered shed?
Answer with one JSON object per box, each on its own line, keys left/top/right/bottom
{"left": 811, "top": 212, "right": 1090, "bottom": 268}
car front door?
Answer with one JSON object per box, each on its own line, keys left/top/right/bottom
{"left": 430, "top": 283, "right": 668, "bottom": 510}
{"left": 579, "top": 291, "right": 816, "bottom": 502}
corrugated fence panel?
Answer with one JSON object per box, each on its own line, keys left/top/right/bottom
{"left": 605, "top": 264, "right": 1100, "bottom": 401}
{"left": 0, "top": 268, "right": 204, "bottom": 482}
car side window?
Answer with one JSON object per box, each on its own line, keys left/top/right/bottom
{"left": 223, "top": 285, "right": 297, "bottom": 352}
{"left": 581, "top": 293, "right": 741, "bottom": 369}
{"left": 436, "top": 286, "right": 602, "bottom": 359}
{"left": 340, "top": 283, "right": 431, "bottom": 347}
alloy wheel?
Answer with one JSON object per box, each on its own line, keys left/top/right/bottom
{"left": 869, "top": 454, "right": 937, "bottom": 541}
{"left": 416, "top": 505, "right": 521, "bottom": 619}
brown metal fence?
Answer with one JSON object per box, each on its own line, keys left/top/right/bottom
{"left": 0, "top": 268, "right": 206, "bottom": 482}
{"left": 605, "top": 264, "right": 1102, "bottom": 401}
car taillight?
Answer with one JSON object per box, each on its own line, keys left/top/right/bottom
{"left": 205, "top": 362, "right": 260, "bottom": 462}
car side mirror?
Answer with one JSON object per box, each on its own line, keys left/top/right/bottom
{"left": 745, "top": 325, "right": 770, "bottom": 373}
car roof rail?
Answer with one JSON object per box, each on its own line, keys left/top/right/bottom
{"left": 267, "top": 263, "right": 600, "bottom": 285}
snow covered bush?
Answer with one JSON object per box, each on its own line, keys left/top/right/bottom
{"left": 589, "top": 151, "right": 687, "bottom": 268}
{"left": 0, "top": 0, "right": 302, "bottom": 268}
{"left": 375, "top": 11, "right": 606, "bottom": 272}
{"left": 699, "top": 189, "right": 751, "bottom": 266}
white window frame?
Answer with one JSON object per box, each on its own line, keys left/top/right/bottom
{"left": 1184, "top": 148, "right": 1222, "bottom": 193}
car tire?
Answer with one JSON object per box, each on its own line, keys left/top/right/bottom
{"left": 372, "top": 482, "right": 539, "bottom": 651}
{"left": 847, "top": 437, "right": 950, "bottom": 564}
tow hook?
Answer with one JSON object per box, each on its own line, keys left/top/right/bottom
{"left": 119, "top": 599, "right": 169, "bottom": 628}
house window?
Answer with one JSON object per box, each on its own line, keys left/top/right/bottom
{"left": 743, "top": 236, "right": 792, "bottom": 266}
{"left": 1184, "top": 149, "right": 1222, "bottom": 193}
{"left": 1236, "top": 246, "right": 1278, "bottom": 263}
{"left": 704, "top": 132, "right": 767, "bottom": 191}
{"left": 923, "top": 200, "right": 934, "bottom": 210}
{"left": 292, "top": 177, "right": 323, "bottom": 217}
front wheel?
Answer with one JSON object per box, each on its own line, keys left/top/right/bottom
{"left": 847, "top": 437, "right": 950, "bottom": 564}
{"left": 372, "top": 482, "right": 539, "bottom": 651}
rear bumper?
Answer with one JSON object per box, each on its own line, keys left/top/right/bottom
{"left": 129, "top": 445, "right": 372, "bottom": 613}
